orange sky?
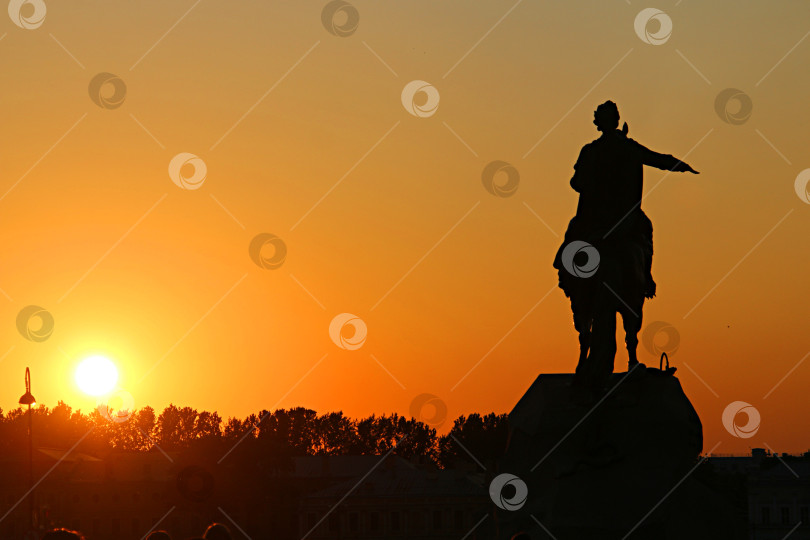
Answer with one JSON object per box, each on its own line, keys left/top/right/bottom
{"left": 1, "top": 0, "right": 809, "bottom": 454}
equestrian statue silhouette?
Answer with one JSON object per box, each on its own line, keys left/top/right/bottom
{"left": 553, "top": 101, "right": 699, "bottom": 395}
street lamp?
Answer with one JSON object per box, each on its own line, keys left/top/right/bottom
{"left": 18, "top": 367, "right": 36, "bottom": 533}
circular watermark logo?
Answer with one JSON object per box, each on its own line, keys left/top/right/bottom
{"left": 8, "top": 0, "right": 46, "bottom": 29}
{"left": 401, "top": 80, "right": 440, "bottom": 118}
{"left": 248, "top": 233, "right": 287, "bottom": 269}
{"left": 409, "top": 393, "right": 447, "bottom": 428}
{"left": 168, "top": 153, "right": 207, "bottom": 190}
{"left": 794, "top": 169, "right": 810, "bottom": 204}
{"left": 16, "top": 305, "right": 54, "bottom": 342}
{"left": 176, "top": 465, "right": 215, "bottom": 502}
{"left": 96, "top": 389, "right": 135, "bottom": 424}
{"left": 722, "top": 401, "right": 760, "bottom": 439}
{"left": 482, "top": 161, "right": 519, "bottom": 198}
{"left": 489, "top": 473, "right": 528, "bottom": 511}
{"left": 88, "top": 72, "right": 127, "bottom": 110}
{"left": 321, "top": 0, "right": 359, "bottom": 37}
{"left": 714, "top": 88, "right": 753, "bottom": 125}
{"left": 561, "top": 240, "right": 600, "bottom": 278}
{"left": 641, "top": 321, "right": 680, "bottom": 357}
{"left": 634, "top": 8, "right": 672, "bottom": 45}
{"left": 329, "top": 313, "right": 367, "bottom": 350}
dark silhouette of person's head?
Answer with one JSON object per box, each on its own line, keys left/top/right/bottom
{"left": 146, "top": 531, "right": 172, "bottom": 540}
{"left": 42, "top": 530, "right": 85, "bottom": 540}
{"left": 203, "top": 523, "right": 232, "bottom": 540}
{"left": 593, "top": 100, "right": 620, "bottom": 132}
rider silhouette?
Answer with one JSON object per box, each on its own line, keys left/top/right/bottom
{"left": 556, "top": 100, "right": 698, "bottom": 296}
{"left": 554, "top": 101, "right": 698, "bottom": 390}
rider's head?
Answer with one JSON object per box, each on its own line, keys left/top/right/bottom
{"left": 594, "top": 100, "right": 620, "bottom": 132}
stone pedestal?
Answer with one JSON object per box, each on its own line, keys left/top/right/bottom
{"left": 493, "top": 366, "right": 738, "bottom": 540}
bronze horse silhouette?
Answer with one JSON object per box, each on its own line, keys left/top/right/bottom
{"left": 554, "top": 223, "right": 650, "bottom": 388}
{"left": 554, "top": 101, "right": 698, "bottom": 392}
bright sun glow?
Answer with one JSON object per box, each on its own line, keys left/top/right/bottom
{"left": 75, "top": 355, "right": 119, "bottom": 397}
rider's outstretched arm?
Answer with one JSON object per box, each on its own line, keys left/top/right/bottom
{"left": 638, "top": 144, "right": 700, "bottom": 174}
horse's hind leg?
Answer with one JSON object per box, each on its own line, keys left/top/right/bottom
{"left": 626, "top": 332, "right": 639, "bottom": 369}
{"left": 587, "top": 301, "right": 617, "bottom": 391}
{"left": 571, "top": 295, "right": 593, "bottom": 374}
{"left": 578, "top": 330, "right": 590, "bottom": 368}
{"left": 621, "top": 302, "right": 643, "bottom": 370}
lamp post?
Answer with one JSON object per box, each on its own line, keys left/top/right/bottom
{"left": 18, "top": 367, "right": 36, "bottom": 533}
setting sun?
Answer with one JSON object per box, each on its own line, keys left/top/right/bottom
{"left": 74, "top": 355, "right": 119, "bottom": 397}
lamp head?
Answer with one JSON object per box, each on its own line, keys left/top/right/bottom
{"left": 19, "top": 367, "right": 35, "bottom": 406}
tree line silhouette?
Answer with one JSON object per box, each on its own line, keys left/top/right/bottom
{"left": 0, "top": 402, "right": 509, "bottom": 469}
